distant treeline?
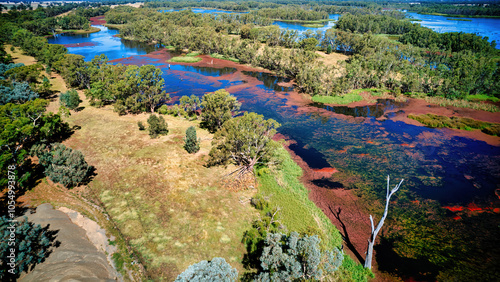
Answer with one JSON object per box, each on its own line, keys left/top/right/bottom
{"left": 0, "top": 5, "right": 109, "bottom": 38}
{"left": 406, "top": 3, "right": 500, "bottom": 17}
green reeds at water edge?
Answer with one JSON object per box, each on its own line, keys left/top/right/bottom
{"left": 409, "top": 113, "right": 500, "bottom": 136}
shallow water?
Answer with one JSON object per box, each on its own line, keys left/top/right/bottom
{"left": 51, "top": 25, "right": 500, "bottom": 206}
{"left": 48, "top": 25, "right": 159, "bottom": 61}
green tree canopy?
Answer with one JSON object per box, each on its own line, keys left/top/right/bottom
{"left": 0, "top": 216, "right": 54, "bottom": 279}
{"left": 200, "top": 89, "right": 240, "bottom": 133}
{"left": 208, "top": 112, "right": 280, "bottom": 177}
{"left": 31, "top": 143, "right": 93, "bottom": 188}
{"left": 0, "top": 99, "right": 68, "bottom": 187}
{"left": 256, "top": 232, "right": 343, "bottom": 281}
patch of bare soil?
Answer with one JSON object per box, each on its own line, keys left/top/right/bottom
{"left": 315, "top": 50, "right": 349, "bottom": 67}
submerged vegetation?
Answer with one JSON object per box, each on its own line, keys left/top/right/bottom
{"left": 409, "top": 114, "right": 500, "bottom": 136}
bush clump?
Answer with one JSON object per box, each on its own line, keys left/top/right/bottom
{"left": 137, "top": 121, "right": 145, "bottom": 131}
{"left": 184, "top": 126, "right": 200, "bottom": 154}
{"left": 31, "top": 143, "right": 93, "bottom": 188}
{"left": 147, "top": 114, "right": 168, "bottom": 138}
{"left": 59, "top": 89, "right": 81, "bottom": 110}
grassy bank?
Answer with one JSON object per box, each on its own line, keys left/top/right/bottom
{"left": 256, "top": 147, "right": 371, "bottom": 280}
{"left": 422, "top": 95, "right": 499, "bottom": 112}
{"left": 301, "top": 23, "right": 325, "bottom": 28}
{"left": 210, "top": 53, "right": 240, "bottom": 63}
{"left": 312, "top": 88, "right": 389, "bottom": 105}
{"left": 446, "top": 18, "right": 472, "bottom": 21}
{"left": 168, "top": 55, "right": 202, "bottom": 63}
{"left": 61, "top": 26, "right": 101, "bottom": 34}
{"left": 409, "top": 113, "right": 500, "bottom": 136}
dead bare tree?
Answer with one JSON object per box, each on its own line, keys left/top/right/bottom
{"left": 364, "top": 175, "right": 404, "bottom": 270}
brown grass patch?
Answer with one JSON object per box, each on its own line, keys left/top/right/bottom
{"left": 46, "top": 98, "right": 257, "bottom": 279}
{"left": 315, "top": 51, "right": 349, "bottom": 67}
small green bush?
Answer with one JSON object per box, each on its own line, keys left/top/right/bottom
{"left": 147, "top": 114, "right": 168, "bottom": 138}
{"left": 59, "top": 89, "right": 81, "bottom": 110}
{"left": 158, "top": 104, "right": 169, "bottom": 115}
{"left": 184, "top": 126, "right": 200, "bottom": 153}
{"left": 138, "top": 121, "right": 145, "bottom": 131}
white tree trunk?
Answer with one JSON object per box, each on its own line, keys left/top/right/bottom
{"left": 364, "top": 175, "right": 404, "bottom": 269}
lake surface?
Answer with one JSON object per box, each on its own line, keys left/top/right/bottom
{"left": 408, "top": 12, "right": 500, "bottom": 47}
{"left": 48, "top": 25, "right": 159, "bottom": 61}
{"left": 49, "top": 26, "right": 500, "bottom": 207}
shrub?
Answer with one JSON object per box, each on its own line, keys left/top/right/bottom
{"left": 32, "top": 143, "right": 93, "bottom": 188}
{"left": 158, "top": 104, "right": 169, "bottom": 115}
{"left": 184, "top": 126, "right": 200, "bottom": 154}
{"left": 59, "top": 89, "right": 81, "bottom": 110}
{"left": 137, "top": 121, "right": 145, "bottom": 131}
{"left": 147, "top": 114, "right": 168, "bottom": 138}
{"left": 175, "top": 257, "right": 238, "bottom": 282}
{"left": 256, "top": 232, "right": 343, "bottom": 281}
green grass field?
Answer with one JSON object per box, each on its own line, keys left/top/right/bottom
{"left": 210, "top": 53, "right": 240, "bottom": 63}
{"left": 312, "top": 93, "right": 363, "bottom": 105}
{"left": 168, "top": 56, "right": 202, "bottom": 63}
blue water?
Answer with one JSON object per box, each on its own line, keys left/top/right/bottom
{"left": 48, "top": 25, "right": 159, "bottom": 61}
{"left": 49, "top": 22, "right": 500, "bottom": 205}
{"left": 407, "top": 12, "right": 500, "bottom": 47}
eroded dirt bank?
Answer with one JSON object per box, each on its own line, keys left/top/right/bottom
{"left": 19, "top": 204, "right": 120, "bottom": 281}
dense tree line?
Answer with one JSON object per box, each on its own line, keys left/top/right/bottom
{"left": 336, "top": 14, "right": 414, "bottom": 34}
{"left": 400, "top": 25, "right": 497, "bottom": 54}
{"left": 406, "top": 3, "right": 500, "bottom": 17}
{"left": 52, "top": 54, "right": 169, "bottom": 114}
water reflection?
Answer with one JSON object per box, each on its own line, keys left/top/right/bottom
{"left": 242, "top": 71, "right": 293, "bottom": 92}
{"left": 310, "top": 99, "right": 408, "bottom": 118}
